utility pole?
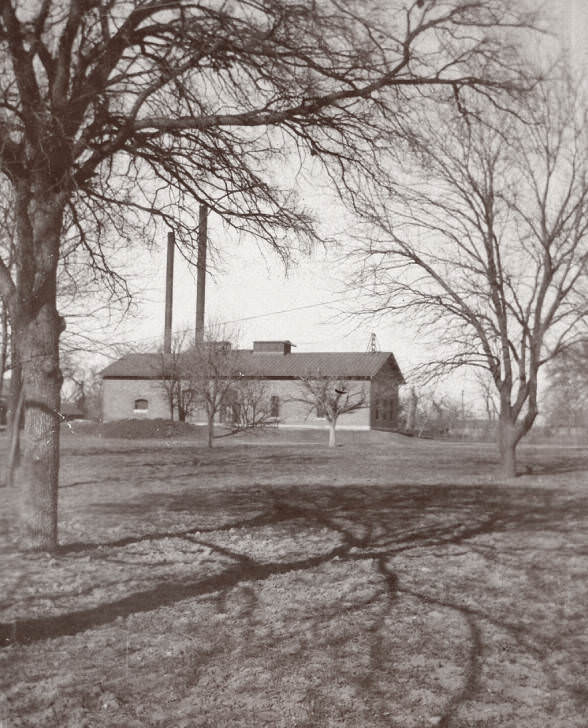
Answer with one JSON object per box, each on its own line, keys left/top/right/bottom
{"left": 195, "top": 204, "right": 208, "bottom": 345}
{"left": 163, "top": 230, "right": 175, "bottom": 354}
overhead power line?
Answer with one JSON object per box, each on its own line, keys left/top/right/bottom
{"left": 221, "top": 296, "right": 349, "bottom": 324}
{"left": 107, "top": 295, "right": 350, "bottom": 349}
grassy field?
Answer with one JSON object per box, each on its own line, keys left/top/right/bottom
{"left": 1, "top": 428, "right": 587, "bottom": 727}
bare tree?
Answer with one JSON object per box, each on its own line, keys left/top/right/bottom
{"left": 292, "top": 377, "right": 366, "bottom": 447}
{"left": 0, "top": 195, "right": 12, "bottom": 398}
{"left": 350, "top": 76, "right": 588, "bottom": 476}
{"left": 0, "top": 178, "right": 136, "bottom": 487}
{"left": 409, "top": 389, "right": 471, "bottom": 439}
{"left": 0, "top": 182, "right": 21, "bottom": 481}
{"left": 0, "top": 301, "right": 8, "bottom": 400}
{"left": 77, "top": 367, "right": 102, "bottom": 422}
{"left": 60, "top": 353, "right": 103, "bottom": 420}
{"left": 230, "top": 380, "right": 277, "bottom": 433}
{"left": 158, "top": 333, "right": 275, "bottom": 434}
{"left": 182, "top": 337, "right": 240, "bottom": 449}
{"left": 0, "top": 0, "right": 539, "bottom": 549}
{"left": 157, "top": 332, "right": 194, "bottom": 422}
{"left": 476, "top": 371, "right": 499, "bottom": 424}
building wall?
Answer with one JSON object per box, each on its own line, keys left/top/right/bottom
{"left": 102, "top": 376, "right": 372, "bottom": 429}
{"left": 102, "top": 378, "right": 171, "bottom": 421}
{"left": 370, "top": 371, "right": 401, "bottom": 430}
{"left": 215, "top": 378, "right": 371, "bottom": 430}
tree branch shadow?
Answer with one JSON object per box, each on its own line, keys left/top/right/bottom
{"left": 2, "top": 482, "right": 586, "bottom": 724}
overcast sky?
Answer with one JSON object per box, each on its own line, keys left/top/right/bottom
{"left": 104, "top": 0, "right": 588, "bottom": 407}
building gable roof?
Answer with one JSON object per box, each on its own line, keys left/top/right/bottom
{"left": 100, "top": 350, "right": 404, "bottom": 382}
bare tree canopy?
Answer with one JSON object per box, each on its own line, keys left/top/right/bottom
{"left": 0, "top": 0, "right": 540, "bottom": 549}
{"left": 0, "top": 0, "right": 540, "bottom": 264}
{"left": 180, "top": 337, "right": 240, "bottom": 449}
{"left": 292, "top": 377, "right": 366, "bottom": 447}
{"left": 157, "top": 331, "right": 193, "bottom": 422}
{"left": 349, "top": 74, "right": 588, "bottom": 476}
{"left": 157, "top": 331, "right": 276, "bottom": 438}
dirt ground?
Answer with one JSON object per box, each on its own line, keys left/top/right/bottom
{"left": 1, "top": 429, "right": 587, "bottom": 727}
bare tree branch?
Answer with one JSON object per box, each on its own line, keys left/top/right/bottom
{"left": 291, "top": 376, "right": 366, "bottom": 447}
{"left": 0, "top": 0, "right": 542, "bottom": 548}
{"left": 347, "top": 72, "right": 588, "bottom": 476}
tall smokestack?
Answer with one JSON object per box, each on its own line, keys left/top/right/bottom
{"left": 163, "top": 230, "right": 175, "bottom": 354}
{"left": 195, "top": 204, "right": 208, "bottom": 345}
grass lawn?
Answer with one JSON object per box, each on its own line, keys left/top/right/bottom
{"left": 1, "top": 428, "right": 587, "bottom": 727}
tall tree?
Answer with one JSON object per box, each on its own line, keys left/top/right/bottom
{"left": 0, "top": 193, "right": 14, "bottom": 398}
{"left": 0, "top": 0, "right": 537, "bottom": 549}
{"left": 0, "top": 182, "right": 21, "bottom": 480}
{"left": 0, "top": 298, "right": 9, "bottom": 401}
{"left": 349, "top": 76, "right": 588, "bottom": 476}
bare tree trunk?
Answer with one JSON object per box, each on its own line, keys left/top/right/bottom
{"left": 498, "top": 417, "right": 518, "bottom": 478}
{"left": 178, "top": 401, "right": 186, "bottom": 423}
{"left": 0, "top": 305, "right": 8, "bottom": 399}
{"left": 12, "top": 192, "right": 64, "bottom": 551}
{"left": 6, "top": 382, "right": 24, "bottom": 488}
{"left": 5, "top": 343, "right": 22, "bottom": 486}
{"left": 497, "top": 383, "right": 538, "bottom": 479}
{"left": 207, "top": 412, "right": 214, "bottom": 448}
{"left": 328, "top": 420, "right": 336, "bottom": 447}
{"left": 14, "top": 299, "right": 63, "bottom": 550}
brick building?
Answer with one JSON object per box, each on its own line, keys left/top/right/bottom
{"left": 101, "top": 340, "right": 404, "bottom": 431}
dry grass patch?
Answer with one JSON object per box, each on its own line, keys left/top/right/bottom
{"left": 1, "top": 432, "right": 587, "bottom": 727}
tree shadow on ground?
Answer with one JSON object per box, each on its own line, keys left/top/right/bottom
{"left": 3, "top": 483, "right": 583, "bottom": 632}
{"left": 2, "top": 482, "right": 587, "bottom": 726}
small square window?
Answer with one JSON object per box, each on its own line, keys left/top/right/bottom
{"left": 134, "top": 398, "right": 148, "bottom": 411}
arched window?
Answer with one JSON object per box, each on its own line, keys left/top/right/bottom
{"left": 134, "top": 398, "right": 148, "bottom": 411}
